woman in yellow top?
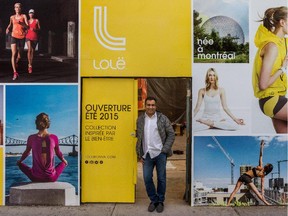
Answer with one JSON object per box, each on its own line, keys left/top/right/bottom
{"left": 252, "top": 6, "right": 288, "bottom": 133}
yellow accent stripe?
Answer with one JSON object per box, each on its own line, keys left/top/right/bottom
{"left": 263, "top": 96, "right": 278, "bottom": 117}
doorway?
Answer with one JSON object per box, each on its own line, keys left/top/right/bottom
{"left": 136, "top": 77, "right": 192, "bottom": 204}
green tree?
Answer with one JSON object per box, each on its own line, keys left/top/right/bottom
{"left": 208, "top": 29, "right": 222, "bottom": 51}
{"left": 193, "top": 10, "right": 204, "bottom": 39}
{"left": 193, "top": 10, "right": 208, "bottom": 55}
{"left": 221, "top": 34, "right": 238, "bottom": 51}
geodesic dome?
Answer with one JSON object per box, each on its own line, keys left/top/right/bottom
{"left": 201, "top": 16, "right": 245, "bottom": 44}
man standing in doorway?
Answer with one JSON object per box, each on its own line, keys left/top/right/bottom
{"left": 136, "top": 96, "right": 175, "bottom": 213}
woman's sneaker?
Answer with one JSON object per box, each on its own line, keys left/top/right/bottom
{"left": 28, "top": 66, "right": 32, "bottom": 74}
{"left": 12, "top": 71, "right": 19, "bottom": 80}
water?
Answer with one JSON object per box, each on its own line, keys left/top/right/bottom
{"left": 5, "top": 155, "right": 78, "bottom": 195}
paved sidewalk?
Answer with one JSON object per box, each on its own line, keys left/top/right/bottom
{"left": 0, "top": 200, "right": 287, "bottom": 216}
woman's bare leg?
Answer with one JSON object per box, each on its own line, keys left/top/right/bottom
{"left": 10, "top": 44, "right": 17, "bottom": 72}
{"left": 248, "top": 183, "right": 271, "bottom": 205}
{"left": 193, "top": 120, "right": 210, "bottom": 132}
{"left": 273, "top": 103, "right": 287, "bottom": 121}
{"left": 197, "top": 119, "right": 238, "bottom": 131}
{"left": 227, "top": 181, "right": 243, "bottom": 206}
{"left": 27, "top": 41, "right": 32, "bottom": 67}
{"left": 272, "top": 118, "right": 287, "bottom": 133}
{"left": 30, "top": 47, "right": 34, "bottom": 66}
{"left": 213, "top": 120, "right": 239, "bottom": 130}
{"left": 272, "top": 103, "right": 288, "bottom": 133}
{"left": 17, "top": 47, "right": 23, "bottom": 64}
{"left": 196, "top": 119, "right": 214, "bottom": 127}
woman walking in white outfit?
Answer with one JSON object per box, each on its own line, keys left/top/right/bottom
{"left": 193, "top": 68, "right": 245, "bottom": 132}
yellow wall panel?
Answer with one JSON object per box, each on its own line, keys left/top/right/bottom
{"left": 80, "top": 0, "right": 191, "bottom": 77}
{"left": 81, "top": 78, "right": 137, "bottom": 202}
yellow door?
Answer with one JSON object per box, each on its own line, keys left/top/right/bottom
{"left": 81, "top": 78, "right": 137, "bottom": 202}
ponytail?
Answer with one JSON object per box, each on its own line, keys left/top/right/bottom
{"left": 260, "top": 6, "right": 288, "bottom": 32}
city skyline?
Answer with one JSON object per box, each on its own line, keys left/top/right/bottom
{"left": 194, "top": 136, "right": 288, "bottom": 188}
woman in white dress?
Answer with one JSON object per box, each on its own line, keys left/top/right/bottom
{"left": 193, "top": 68, "right": 245, "bottom": 132}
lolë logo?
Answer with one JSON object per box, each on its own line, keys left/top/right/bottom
{"left": 94, "top": 6, "right": 126, "bottom": 51}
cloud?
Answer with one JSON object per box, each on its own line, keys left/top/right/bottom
{"left": 207, "top": 143, "right": 215, "bottom": 148}
{"left": 256, "top": 136, "right": 274, "bottom": 147}
{"left": 274, "top": 136, "right": 288, "bottom": 147}
{"left": 223, "top": 0, "right": 248, "bottom": 4}
{"left": 275, "top": 136, "right": 288, "bottom": 142}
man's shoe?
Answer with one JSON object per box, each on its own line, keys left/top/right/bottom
{"left": 156, "top": 202, "right": 164, "bottom": 213}
{"left": 148, "top": 202, "right": 158, "bottom": 212}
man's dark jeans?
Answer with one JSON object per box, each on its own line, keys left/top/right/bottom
{"left": 143, "top": 152, "right": 167, "bottom": 203}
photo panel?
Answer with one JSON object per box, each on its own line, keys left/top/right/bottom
{"left": 192, "top": 64, "right": 252, "bottom": 135}
{"left": 193, "top": 0, "right": 249, "bottom": 63}
{"left": 0, "top": 85, "right": 3, "bottom": 205}
{"left": 5, "top": 85, "right": 79, "bottom": 206}
{"left": 193, "top": 135, "right": 288, "bottom": 206}
{"left": 0, "top": 0, "right": 78, "bottom": 83}
{"left": 250, "top": 0, "right": 287, "bottom": 134}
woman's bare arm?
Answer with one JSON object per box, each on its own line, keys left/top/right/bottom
{"left": 259, "top": 43, "right": 287, "bottom": 90}
{"left": 193, "top": 88, "right": 204, "bottom": 117}
{"left": 220, "top": 88, "right": 245, "bottom": 125}
{"left": 259, "top": 140, "right": 264, "bottom": 167}
{"left": 6, "top": 16, "right": 12, "bottom": 34}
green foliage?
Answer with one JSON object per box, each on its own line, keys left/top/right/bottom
{"left": 233, "top": 201, "right": 251, "bottom": 207}
{"left": 193, "top": 9, "right": 249, "bottom": 63}
{"left": 193, "top": 10, "right": 205, "bottom": 38}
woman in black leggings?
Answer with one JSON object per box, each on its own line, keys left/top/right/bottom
{"left": 227, "top": 140, "right": 273, "bottom": 206}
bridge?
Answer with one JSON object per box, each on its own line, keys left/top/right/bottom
{"left": 5, "top": 135, "right": 78, "bottom": 156}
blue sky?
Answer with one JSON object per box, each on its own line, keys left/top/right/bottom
{"left": 194, "top": 136, "right": 288, "bottom": 188}
{"left": 5, "top": 85, "right": 79, "bottom": 154}
{"left": 193, "top": 0, "right": 249, "bottom": 43}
